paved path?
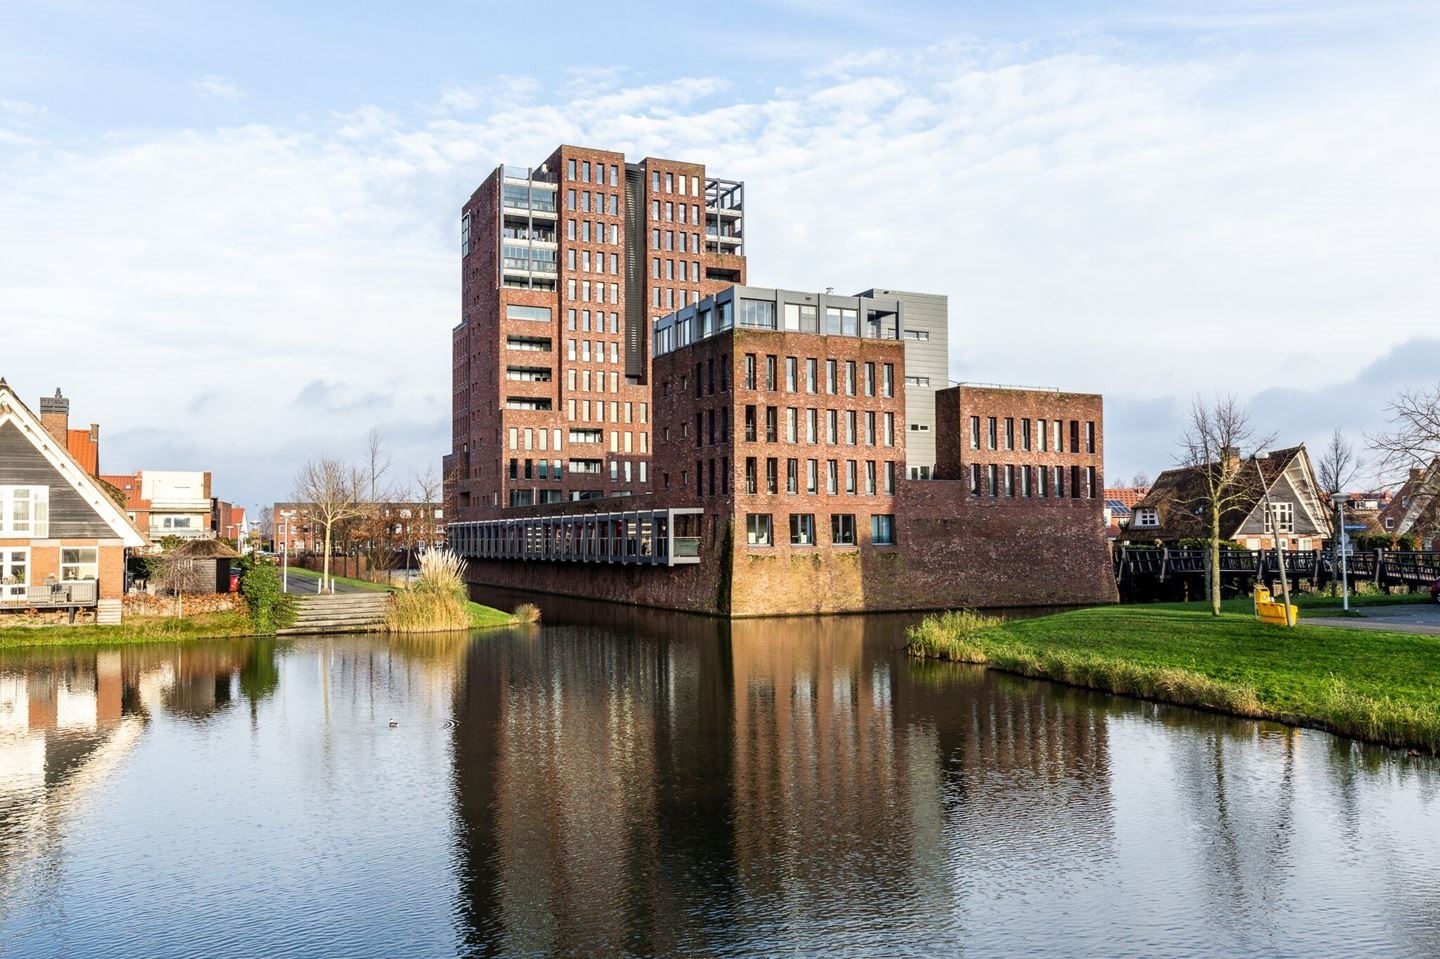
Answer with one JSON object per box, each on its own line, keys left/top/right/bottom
{"left": 280, "top": 571, "right": 379, "bottom": 595}
{"left": 1309, "top": 602, "right": 1440, "bottom": 636}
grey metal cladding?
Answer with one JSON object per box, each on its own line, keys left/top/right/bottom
{"left": 0, "top": 421, "right": 120, "bottom": 539}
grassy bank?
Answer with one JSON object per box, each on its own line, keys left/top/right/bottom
{"left": 0, "top": 611, "right": 254, "bottom": 649}
{"left": 907, "top": 604, "right": 1440, "bottom": 754}
{"left": 286, "top": 566, "right": 520, "bottom": 630}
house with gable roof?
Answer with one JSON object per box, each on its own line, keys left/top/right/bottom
{"left": 1378, "top": 459, "right": 1440, "bottom": 548}
{"left": 1124, "top": 445, "right": 1332, "bottom": 551}
{"left": 0, "top": 379, "right": 145, "bottom": 621}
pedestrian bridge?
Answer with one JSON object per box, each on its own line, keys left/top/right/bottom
{"left": 449, "top": 507, "right": 703, "bottom": 567}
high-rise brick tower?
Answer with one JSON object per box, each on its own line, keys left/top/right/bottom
{"left": 445, "top": 146, "right": 748, "bottom": 519}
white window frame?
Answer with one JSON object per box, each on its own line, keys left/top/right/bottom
{"left": 1134, "top": 507, "right": 1159, "bottom": 528}
{"left": 2, "top": 547, "right": 29, "bottom": 598}
{"left": 61, "top": 547, "right": 99, "bottom": 582}
{"left": 1263, "top": 502, "right": 1295, "bottom": 534}
{"left": 0, "top": 486, "right": 50, "bottom": 538}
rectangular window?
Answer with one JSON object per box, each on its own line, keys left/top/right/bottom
{"left": 765, "top": 406, "right": 778, "bottom": 443}
{"left": 0, "top": 487, "right": 49, "bottom": 537}
{"left": 987, "top": 417, "right": 998, "bottom": 450}
{"left": 745, "top": 354, "right": 757, "bottom": 390}
{"left": 765, "top": 355, "right": 778, "bottom": 391}
{"left": 806, "top": 409, "right": 818, "bottom": 444}
{"left": 805, "top": 358, "right": 818, "bottom": 393}
{"left": 846, "top": 460, "right": 857, "bottom": 494}
{"left": 864, "top": 362, "right": 875, "bottom": 397}
{"left": 970, "top": 416, "right": 981, "bottom": 450}
{"left": 807, "top": 459, "right": 819, "bottom": 494}
{"left": 739, "top": 299, "right": 777, "bottom": 329}
{"left": 745, "top": 457, "right": 758, "bottom": 494}
{"left": 865, "top": 460, "right": 876, "bottom": 495}
{"left": 790, "top": 513, "right": 815, "bottom": 546}
{"left": 60, "top": 547, "right": 99, "bottom": 581}
{"left": 831, "top": 513, "right": 856, "bottom": 545}
{"left": 785, "top": 357, "right": 798, "bottom": 392}
{"left": 827, "top": 460, "right": 839, "bottom": 495}
{"left": 1022, "top": 418, "right": 1032, "bottom": 451}
{"left": 1005, "top": 417, "right": 1015, "bottom": 451}
{"left": 786, "top": 458, "right": 799, "bottom": 494}
{"left": 827, "top": 410, "right": 838, "bottom": 445}
{"left": 970, "top": 463, "right": 982, "bottom": 495}
{"left": 826, "top": 360, "right": 837, "bottom": 394}
{"left": 871, "top": 514, "right": 895, "bottom": 546}
{"left": 766, "top": 458, "right": 779, "bottom": 494}
{"left": 1038, "top": 419, "right": 1049, "bottom": 452}
{"left": 786, "top": 407, "right": 798, "bottom": 443}
{"left": 1086, "top": 421, "right": 1096, "bottom": 454}
{"left": 883, "top": 364, "right": 894, "bottom": 398}
{"left": 747, "top": 513, "right": 773, "bottom": 546}
{"left": 1070, "top": 421, "right": 1081, "bottom": 454}
{"left": 846, "top": 411, "right": 857, "bottom": 446}
{"left": 844, "top": 361, "right": 855, "bottom": 396}
{"left": 987, "top": 464, "right": 998, "bottom": 497}
{"left": 884, "top": 413, "right": 895, "bottom": 447}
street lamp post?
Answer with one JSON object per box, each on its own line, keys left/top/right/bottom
{"left": 1336, "top": 496, "right": 1351, "bottom": 612}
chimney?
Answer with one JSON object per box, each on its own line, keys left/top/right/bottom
{"left": 1220, "top": 445, "right": 1241, "bottom": 473}
{"left": 38, "top": 388, "right": 69, "bottom": 444}
{"left": 1411, "top": 467, "right": 1424, "bottom": 482}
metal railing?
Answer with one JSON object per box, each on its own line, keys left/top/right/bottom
{"left": 0, "top": 580, "right": 100, "bottom": 607}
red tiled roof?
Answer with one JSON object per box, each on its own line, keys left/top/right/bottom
{"left": 1103, "top": 487, "right": 1150, "bottom": 508}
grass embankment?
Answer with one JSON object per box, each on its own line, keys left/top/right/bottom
{"left": 907, "top": 603, "right": 1440, "bottom": 754}
{"left": 286, "top": 566, "right": 518, "bottom": 629}
{"left": 0, "top": 611, "right": 254, "bottom": 649}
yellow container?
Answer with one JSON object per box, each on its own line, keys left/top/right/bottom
{"left": 1254, "top": 586, "right": 1299, "bottom": 625}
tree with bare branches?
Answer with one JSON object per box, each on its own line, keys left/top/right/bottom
{"left": 1316, "top": 428, "right": 1362, "bottom": 498}
{"left": 293, "top": 457, "right": 367, "bottom": 592}
{"left": 1369, "top": 383, "right": 1440, "bottom": 471}
{"left": 1179, "top": 395, "right": 1273, "bottom": 616}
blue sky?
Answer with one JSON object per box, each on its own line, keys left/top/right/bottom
{"left": 3, "top": 0, "right": 1438, "bottom": 509}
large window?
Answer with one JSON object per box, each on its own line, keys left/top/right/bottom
{"left": 790, "top": 513, "right": 815, "bottom": 546}
{"left": 746, "top": 513, "right": 773, "bottom": 546}
{"left": 784, "top": 303, "right": 818, "bottom": 333}
{"left": 61, "top": 547, "right": 99, "bottom": 581}
{"left": 1264, "top": 502, "right": 1295, "bottom": 534}
{"left": 738, "top": 299, "right": 777, "bottom": 329}
{"left": 831, "top": 513, "right": 856, "bottom": 545}
{"left": 0, "top": 487, "right": 49, "bottom": 537}
{"left": 505, "top": 304, "right": 552, "bottom": 323}
{"left": 1, "top": 548, "right": 28, "bottom": 598}
{"left": 872, "top": 514, "right": 895, "bottom": 545}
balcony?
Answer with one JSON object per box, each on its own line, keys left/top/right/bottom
{"left": 449, "top": 507, "right": 705, "bottom": 567}
{"left": 1, "top": 579, "right": 99, "bottom": 610}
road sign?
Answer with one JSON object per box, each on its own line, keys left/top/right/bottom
{"left": 1343, "top": 524, "right": 1369, "bottom": 532}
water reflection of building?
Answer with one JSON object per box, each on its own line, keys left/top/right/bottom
{"left": 0, "top": 643, "right": 259, "bottom": 913}
{"left": 451, "top": 609, "right": 736, "bottom": 956}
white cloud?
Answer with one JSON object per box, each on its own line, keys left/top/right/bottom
{"left": 2, "top": 32, "right": 1437, "bottom": 500}
{"left": 191, "top": 75, "right": 245, "bottom": 102}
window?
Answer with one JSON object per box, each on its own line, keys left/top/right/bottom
{"left": 1085, "top": 421, "right": 1096, "bottom": 454}
{"left": 831, "top": 513, "right": 856, "bottom": 545}
{"left": 786, "top": 458, "right": 799, "bottom": 493}
{"left": 784, "top": 303, "right": 818, "bottom": 332}
{"left": 766, "top": 457, "right": 778, "bottom": 494}
{"left": 871, "top": 515, "right": 895, "bottom": 546}
{"left": 845, "top": 361, "right": 856, "bottom": 396}
{"left": 1134, "top": 507, "right": 1159, "bottom": 528}
{"left": 765, "top": 355, "right": 777, "bottom": 391}
{"left": 1022, "top": 418, "right": 1032, "bottom": 451}
{"left": 805, "top": 358, "right": 818, "bottom": 393}
{"left": 883, "top": 364, "right": 894, "bottom": 398}
{"left": 970, "top": 416, "right": 981, "bottom": 450}
{"left": 790, "top": 513, "right": 815, "bottom": 546}
{"left": 970, "top": 463, "right": 982, "bottom": 495}
{"left": 785, "top": 357, "right": 798, "bottom": 392}
{"left": 746, "top": 513, "right": 773, "bottom": 546}
{"left": 864, "top": 362, "right": 875, "bottom": 397}
{"left": 745, "top": 457, "right": 758, "bottom": 494}
{"left": 744, "top": 354, "right": 757, "bottom": 390}
{"left": 739, "top": 299, "right": 777, "bottom": 329}
{"left": 1264, "top": 502, "right": 1295, "bottom": 533}
{"left": 0, "top": 487, "right": 49, "bottom": 537}
{"left": 1005, "top": 417, "right": 1015, "bottom": 451}
{"left": 987, "top": 417, "right": 998, "bottom": 450}
{"left": 826, "top": 360, "right": 838, "bottom": 394}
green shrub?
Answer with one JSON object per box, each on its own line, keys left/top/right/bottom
{"left": 238, "top": 554, "right": 297, "bottom": 634}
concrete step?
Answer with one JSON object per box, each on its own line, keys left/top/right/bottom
{"left": 96, "top": 599, "right": 122, "bottom": 625}
{"left": 278, "top": 621, "right": 388, "bottom": 635}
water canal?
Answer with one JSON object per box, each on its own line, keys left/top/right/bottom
{"left": 2, "top": 597, "right": 1438, "bottom": 958}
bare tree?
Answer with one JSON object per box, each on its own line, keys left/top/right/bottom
{"left": 1316, "top": 428, "right": 1362, "bottom": 497}
{"left": 1131, "top": 471, "right": 1151, "bottom": 489}
{"left": 154, "top": 552, "right": 212, "bottom": 617}
{"left": 293, "top": 457, "right": 367, "bottom": 591}
{"left": 1179, "top": 395, "right": 1273, "bottom": 616}
{"left": 1369, "top": 383, "right": 1440, "bottom": 469}
{"left": 365, "top": 428, "right": 393, "bottom": 502}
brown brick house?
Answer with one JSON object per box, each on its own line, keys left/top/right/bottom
{"left": 1378, "top": 459, "right": 1440, "bottom": 548}
{"left": 1125, "top": 445, "right": 1331, "bottom": 550}
{"left": 0, "top": 379, "right": 145, "bottom": 619}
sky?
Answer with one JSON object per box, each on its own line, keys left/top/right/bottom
{"left": 2, "top": 0, "right": 1438, "bottom": 511}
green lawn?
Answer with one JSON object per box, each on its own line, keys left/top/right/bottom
{"left": 0, "top": 611, "right": 254, "bottom": 649}
{"left": 908, "top": 604, "right": 1440, "bottom": 753}
{"left": 287, "top": 566, "right": 523, "bottom": 630}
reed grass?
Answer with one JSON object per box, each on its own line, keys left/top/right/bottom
{"left": 907, "top": 605, "right": 1440, "bottom": 754}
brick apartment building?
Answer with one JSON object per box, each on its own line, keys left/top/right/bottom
{"left": 445, "top": 146, "right": 750, "bottom": 519}
{"left": 442, "top": 144, "right": 1111, "bottom": 614}
{"left": 450, "top": 283, "right": 1113, "bottom": 614}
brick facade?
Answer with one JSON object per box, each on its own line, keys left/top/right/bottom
{"left": 447, "top": 145, "right": 747, "bottom": 521}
